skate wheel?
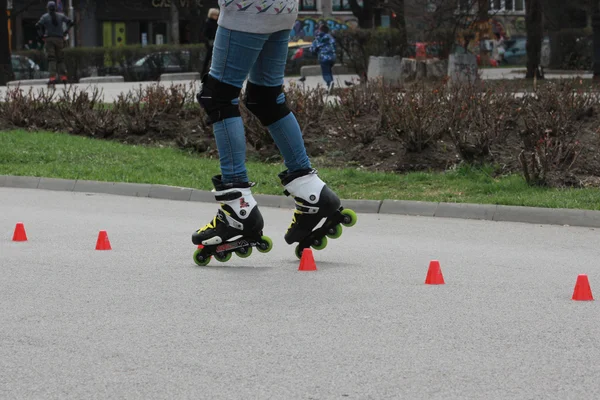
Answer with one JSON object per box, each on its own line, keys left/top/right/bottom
{"left": 193, "top": 249, "right": 211, "bottom": 267}
{"left": 326, "top": 224, "right": 343, "bottom": 239}
{"left": 214, "top": 252, "right": 232, "bottom": 263}
{"left": 257, "top": 236, "right": 273, "bottom": 254}
{"left": 312, "top": 236, "right": 328, "bottom": 251}
{"left": 295, "top": 245, "right": 304, "bottom": 260}
{"left": 340, "top": 209, "right": 358, "bottom": 227}
{"left": 235, "top": 246, "right": 253, "bottom": 258}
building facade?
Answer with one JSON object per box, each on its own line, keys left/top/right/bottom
{"left": 8, "top": 0, "right": 369, "bottom": 50}
{"left": 405, "top": 0, "right": 528, "bottom": 43}
{"left": 9, "top": 0, "right": 550, "bottom": 51}
{"left": 290, "top": 0, "right": 365, "bottom": 40}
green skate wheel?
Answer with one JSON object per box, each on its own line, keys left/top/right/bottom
{"left": 295, "top": 245, "right": 304, "bottom": 260}
{"left": 214, "top": 252, "right": 232, "bottom": 263}
{"left": 257, "top": 236, "right": 273, "bottom": 253}
{"left": 326, "top": 224, "right": 343, "bottom": 239}
{"left": 341, "top": 209, "right": 358, "bottom": 227}
{"left": 235, "top": 246, "right": 253, "bottom": 258}
{"left": 312, "top": 236, "right": 328, "bottom": 251}
{"left": 193, "top": 249, "right": 211, "bottom": 267}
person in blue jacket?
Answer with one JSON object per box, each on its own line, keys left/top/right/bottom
{"left": 310, "top": 24, "right": 337, "bottom": 92}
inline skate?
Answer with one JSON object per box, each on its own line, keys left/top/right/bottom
{"left": 192, "top": 175, "right": 273, "bottom": 266}
{"left": 279, "top": 168, "right": 357, "bottom": 259}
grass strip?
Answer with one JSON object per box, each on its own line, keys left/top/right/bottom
{"left": 1, "top": 129, "right": 600, "bottom": 210}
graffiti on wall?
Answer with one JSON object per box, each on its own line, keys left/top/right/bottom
{"left": 290, "top": 18, "right": 357, "bottom": 40}
{"left": 458, "top": 16, "right": 527, "bottom": 54}
{"left": 496, "top": 16, "right": 526, "bottom": 38}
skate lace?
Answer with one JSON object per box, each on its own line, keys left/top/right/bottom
{"left": 287, "top": 209, "right": 302, "bottom": 231}
{"left": 198, "top": 216, "right": 217, "bottom": 233}
{"left": 197, "top": 208, "right": 229, "bottom": 233}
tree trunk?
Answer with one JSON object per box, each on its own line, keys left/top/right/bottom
{"left": 0, "top": 0, "right": 13, "bottom": 86}
{"left": 592, "top": 2, "right": 600, "bottom": 80}
{"left": 170, "top": 0, "right": 180, "bottom": 45}
{"left": 390, "top": 0, "right": 408, "bottom": 46}
{"left": 477, "top": 0, "right": 490, "bottom": 66}
{"left": 348, "top": 0, "right": 375, "bottom": 29}
{"left": 189, "top": 0, "right": 203, "bottom": 43}
{"left": 525, "top": 0, "right": 544, "bottom": 79}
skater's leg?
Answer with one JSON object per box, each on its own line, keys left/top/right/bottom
{"left": 245, "top": 30, "right": 355, "bottom": 254}
{"left": 46, "top": 38, "right": 57, "bottom": 82}
{"left": 201, "top": 45, "right": 213, "bottom": 76}
{"left": 246, "top": 29, "right": 311, "bottom": 173}
{"left": 56, "top": 40, "right": 67, "bottom": 81}
{"left": 325, "top": 60, "right": 335, "bottom": 91}
{"left": 320, "top": 60, "right": 332, "bottom": 86}
{"left": 199, "top": 26, "right": 268, "bottom": 184}
{"left": 193, "top": 27, "right": 273, "bottom": 256}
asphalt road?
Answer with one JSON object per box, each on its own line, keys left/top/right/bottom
{"left": 1, "top": 188, "right": 600, "bottom": 399}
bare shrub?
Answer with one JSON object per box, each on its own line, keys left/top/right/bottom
{"left": 518, "top": 82, "right": 597, "bottom": 186}
{"left": 445, "top": 82, "right": 517, "bottom": 163}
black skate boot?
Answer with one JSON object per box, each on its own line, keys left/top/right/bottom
{"left": 279, "top": 168, "right": 357, "bottom": 259}
{"left": 191, "top": 175, "right": 273, "bottom": 266}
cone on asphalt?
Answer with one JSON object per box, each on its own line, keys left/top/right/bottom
{"left": 298, "top": 248, "right": 317, "bottom": 271}
{"left": 425, "top": 260, "right": 445, "bottom": 285}
{"left": 12, "top": 222, "right": 28, "bottom": 242}
{"left": 572, "top": 274, "right": 594, "bottom": 301}
{"left": 95, "top": 230, "right": 112, "bottom": 251}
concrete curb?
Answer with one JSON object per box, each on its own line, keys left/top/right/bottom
{"left": 79, "top": 76, "right": 125, "bottom": 84}
{"left": 1, "top": 175, "right": 599, "bottom": 229}
{"left": 300, "top": 64, "right": 356, "bottom": 77}
{"left": 160, "top": 72, "right": 201, "bottom": 82}
{"left": 6, "top": 79, "right": 49, "bottom": 87}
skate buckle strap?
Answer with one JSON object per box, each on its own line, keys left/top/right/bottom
{"left": 295, "top": 201, "right": 319, "bottom": 215}
{"left": 215, "top": 191, "right": 243, "bottom": 202}
{"left": 224, "top": 212, "right": 244, "bottom": 231}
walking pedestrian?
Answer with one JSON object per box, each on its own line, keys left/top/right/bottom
{"left": 201, "top": 8, "right": 219, "bottom": 76}
{"left": 310, "top": 24, "right": 336, "bottom": 93}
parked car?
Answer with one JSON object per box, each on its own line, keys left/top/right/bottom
{"left": 503, "top": 36, "right": 527, "bottom": 65}
{"left": 287, "top": 41, "right": 318, "bottom": 73}
{"left": 11, "top": 55, "right": 49, "bottom": 80}
{"left": 129, "top": 51, "right": 192, "bottom": 81}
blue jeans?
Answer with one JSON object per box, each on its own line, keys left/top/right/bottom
{"left": 207, "top": 27, "right": 311, "bottom": 184}
{"left": 320, "top": 60, "right": 334, "bottom": 86}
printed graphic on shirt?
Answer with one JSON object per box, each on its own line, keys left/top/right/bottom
{"left": 221, "top": 0, "right": 297, "bottom": 14}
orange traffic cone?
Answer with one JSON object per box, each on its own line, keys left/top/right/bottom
{"left": 425, "top": 260, "right": 445, "bottom": 285}
{"left": 298, "top": 248, "right": 317, "bottom": 271}
{"left": 572, "top": 274, "right": 594, "bottom": 301}
{"left": 95, "top": 230, "right": 112, "bottom": 251}
{"left": 12, "top": 222, "right": 28, "bottom": 242}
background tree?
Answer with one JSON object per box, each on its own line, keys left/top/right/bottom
{"left": 0, "top": 0, "right": 13, "bottom": 85}
{"left": 476, "top": 0, "right": 490, "bottom": 65}
{"left": 388, "top": 0, "right": 408, "bottom": 46}
{"left": 593, "top": 0, "right": 600, "bottom": 79}
{"left": 170, "top": 0, "right": 180, "bottom": 44}
{"left": 525, "top": 0, "right": 544, "bottom": 78}
{"left": 347, "top": 0, "right": 376, "bottom": 29}
{"left": 407, "top": 0, "right": 477, "bottom": 58}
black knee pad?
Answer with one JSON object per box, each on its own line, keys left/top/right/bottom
{"left": 196, "top": 74, "right": 242, "bottom": 125}
{"left": 244, "top": 82, "right": 291, "bottom": 126}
